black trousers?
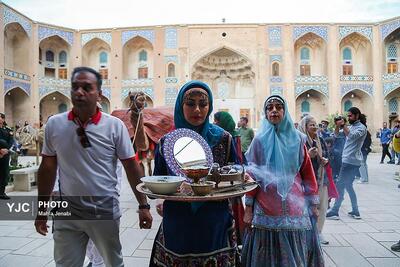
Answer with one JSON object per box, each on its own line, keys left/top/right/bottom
{"left": 0, "top": 157, "right": 10, "bottom": 193}
{"left": 381, "top": 143, "right": 392, "bottom": 162}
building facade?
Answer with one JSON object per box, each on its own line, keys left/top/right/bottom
{"left": 1, "top": 2, "right": 400, "bottom": 132}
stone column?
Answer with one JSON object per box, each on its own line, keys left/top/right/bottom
{"left": 153, "top": 27, "right": 165, "bottom": 107}
{"left": 282, "top": 24, "right": 296, "bottom": 117}
{"left": 372, "top": 24, "right": 384, "bottom": 132}
{"left": 31, "top": 24, "right": 40, "bottom": 127}
{"left": 327, "top": 25, "right": 340, "bottom": 115}
{"left": 0, "top": 4, "right": 5, "bottom": 113}
{"left": 110, "top": 30, "right": 122, "bottom": 110}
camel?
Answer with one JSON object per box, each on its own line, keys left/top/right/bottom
{"left": 111, "top": 92, "right": 174, "bottom": 176}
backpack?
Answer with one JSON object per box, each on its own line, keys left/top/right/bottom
{"left": 362, "top": 130, "right": 372, "bottom": 154}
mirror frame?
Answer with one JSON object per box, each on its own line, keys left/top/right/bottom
{"left": 163, "top": 128, "right": 213, "bottom": 177}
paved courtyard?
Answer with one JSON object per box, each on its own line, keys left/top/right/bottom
{"left": 0, "top": 153, "right": 399, "bottom": 266}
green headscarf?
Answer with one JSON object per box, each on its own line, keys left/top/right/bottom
{"left": 214, "top": 111, "right": 239, "bottom": 137}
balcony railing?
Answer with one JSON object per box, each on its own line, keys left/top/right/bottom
{"left": 4, "top": 69, "right": 31, "bottom": 81}
{"left": 340, "top": 75, "right": 373, "bottom": 82}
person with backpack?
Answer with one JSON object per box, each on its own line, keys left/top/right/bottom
{"left": 359, "top": 115, "right": 372, "bottom": 183}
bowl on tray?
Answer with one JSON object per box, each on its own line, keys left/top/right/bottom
{"left": 190, "top": 181, "right": 216, "bottom": 196}
{"left": 140, "top": 176, "right": 186, "bottom": 195}
{"left": 181, "top": 165, "right": 210, "bottom": 183}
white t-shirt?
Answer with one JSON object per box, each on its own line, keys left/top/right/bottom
{"left": 42, "top": 111, "right": 134, "bottom": 218}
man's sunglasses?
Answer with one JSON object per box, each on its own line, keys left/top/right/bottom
{"left": 76, "top": 127, "right": 91, "bottom": 148}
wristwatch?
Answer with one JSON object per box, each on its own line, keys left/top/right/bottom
{"left": 138, "top": 204, "right": 150, "bottom": 210}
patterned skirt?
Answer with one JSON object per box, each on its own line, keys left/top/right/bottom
{"left": 241, "top": 221, "right": 324, "bottom": 267}
{"left": 149, "top": 200, "right": 239, "bottom": 267}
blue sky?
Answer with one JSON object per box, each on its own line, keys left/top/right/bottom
{"left": 3, "top": 0, "right": 400, "bottom": 29}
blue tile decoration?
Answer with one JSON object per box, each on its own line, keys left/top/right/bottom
{"left": 3, "top": 7, "right": 32, "bottom": 37}
{"left": 165, "top": 28, "right": 178, "bottom": 49}
{"left": 381, "top": 18, "right": 400, "bottom": 41}
{"left": 122, "top": 30, "right": 155, "bottom": 46}
{"left": 293, "top": 26, "right": 328, "bottom": 42}
{"left": 122, "top": 79, "right": 154, "bottom": 87}
{"left": 4, "top": 69, "right": 30, "bottom": 81}
{"left": 295, "top": 84, "right": 329, "bottom": 98}
{"left": 270, "top": 55, "right": 282, "bottom": 62}
{"left": 38, "top": 77, "right": 71, "bottom": 99}
{"left": 270, "top": 86, "right": 283, "bottom": 96}
{"left": 4, "top": 79, "right": 31, "bottom": 96}
{"left": 166, "top": 78, "right": 178, "bottom": 83}
{"left": 268, "top": 26, "right": 282, "bottom": 47}
{"left": 340, "top": 83, "right": 373, "bottom": 97}
{"left": 165, "top": 88, "right": 178, "bottom": 106}
{"left": 270, "top": 77, "right": 283, "bottom": 83}
{"left": 102, "top": 87, "right": 111, "bottom": 100}
{"left": 339, "top": 26, "right": 373, "bottom": 42}
{"left": 295, "top": 76, "right": 328, "bottom": 83}
{"left": 340, "top": 75, "right": 373, "bottom": 82}
{"left": 164, "top": 55, "right": 178, "bottom": 63}
{"left": 121, "top": 88, "right": 154, "bottom": 100}
{"left": 81, "top": 32, "right": 112, "bottom": 46}
{"left": 39, "top": 26, "right": 74, "bottom": 46}
{"left": 39, "top": 87, "right": 70, "bottom": 99}
{"left": 382, "top": 73, "right": 400, "bottom": 81}
{"left": 383, "top": 81, "right": 400, "bottom": 97}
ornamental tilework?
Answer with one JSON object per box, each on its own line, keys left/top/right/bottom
{"left": 382, "top": 73, "right": 400, "bottom": 81}
{"left": 165, "top": 88, "right": 178, "bottom": 106}
{"left": 122, "top": 79, "right": 154, "bottom": 86}
{"left": 39, "top": 87, "right": 70, "bottom": 99}
{"left": 166, "top": 78, "right": 178, "bottom": 83}
{"left": 3, "top": 7, "right": 32, "bottom": 37}
{"left": 81, "top": 32, "right": 112, "bottom": 46}
{"left": 383, "top": 81, "right": 400, "bottom": 97}
{"left": 39, "top": 26, "right": 74, "bottom": 46}
{"left": 4, "top": 79, "right": 31, "bottom": 96}
{"left": 340, "top": 83, "right": 373, "bottom": 97}
{"left": 121, "top": 88, "right": 154, "bottom": 100}
{"left": 4, "top": 69, "right": 30, "bottom": 81}
{"left": 295, "top": 76, "right": 328, "bottom": 83}
{"left": 381, "top": 18, "right": 400, "bottom": 40}
{"left": 338, "top": 26, "right": 373, "bottom": 42}
{"left": 122, "top": 30, "right": 155, "bottom": 46}
{"left": 270, "top": 77, "right": 283, "bottom": 83}
{"left": 270, "top": 86, "right": 283, "bottom": 96}
{"left": 102, "top": 87, "right": 111, "bottom": 100}
{"left": 295, "top": 84, "right": 329, "bottom": 98}
{"left": 165, "top": 28, "right": 178, "bottom": 49}
{"left": 164, "top": 55, "right": 178, "bottom": 63}
{"left": 270, "top": 55, "right": 282, "bottom": 62}
{"left": 293, "top": 26, "right": 328, "bottom": 42}
{"left": 340, "top": 75, "right": 373, "bottom": 82}
{"left": 268, "top": 26, "right": 282, "bottom": 47}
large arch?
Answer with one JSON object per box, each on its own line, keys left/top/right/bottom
{"left": 82, "top": 38, "right": 111, "bottom": 79}
{"left": 122, "top": 36, "right": 154, "bottom": 80}
{"left": 383, "top": 27, "right": 400, "bottom": 74}
{"left": 384, "top": 87, "right": 400, "bottom": 124}
{"left": 4, "top": 22, "right": 30, "bottom": 74}
{"left": 294, "top": 33, "right": 327, "bottom": 76}
{"left": 339, "top": 32, "right": 373, "bottom": 75}
{"left": 39, "top": 92, "right": 71, "bottom": 123}
{"left": 4, "top": 87, "right": 31, "bottom": 127}
{"left": 295, "top": 89, "right": 328, "bottom": 123}
{"left": 99, "top": 95, "right": 111, "bottom": 113}
{"left": 39, "top": 35, "right": 71, "bottom": 79}
{"left": 341, "top": 89, "right": 374, "bottom": 126}
{"left": 122, "top": 93, "right": 154, "bottom": 109}
{"left": 191, "top": 46, "right": 255, "bottom": 126}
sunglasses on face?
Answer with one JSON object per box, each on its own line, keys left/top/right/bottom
{"left": 265, "top": 104, "right": 284, "bottom": 112}
{"left": 76, "top": 127, "right": 91, "bottom": 148}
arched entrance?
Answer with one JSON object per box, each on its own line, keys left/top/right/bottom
{"left": 4, "top": 87, "right": 30, "bottom": 127}
{"left": 122, "top": 93, "right": 154, "bottom": 109}
{"left": 39, "top": 36, "right": 71, "bottom": 79}
{"left": 295, "top": 90, "right": 328, "bottom": 123}
{"left": 99, "top": 95, "right": 110, "bottom": 113}
{"left": 191, "top": 47, "right": 255, "bottom": 126}
{"left": 341, "top": 90, "right": 373, "bottom": 126}
{"left": 4, "top": 22, "right": 30, "bottom": 74}
{"left": 294, "top": 33, "right": 327, "bottom": 76}
{"left": 339, "top": 32, "right": 372, "bottom": 76}
{"left": 122, "top": 36, "right": 154, "bottom": 80}
{"left": 82, "top": 38, "right": 111, "bottom": 79}
{"left": 40, "top": 92, "right": 71, "bottom": 123}
{"left": 384, "top": 87, "right": 400, "bottom": 125}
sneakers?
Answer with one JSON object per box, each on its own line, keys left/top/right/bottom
{"left": 348, "top": 211, "right": 361, "bottom": 220}
{"left": 391, "top": 241, "right": 400, "bottom": 252}
{"left": 380, "top": 161, "right": 384, "bottom": 164}
{"left": 387, "top": 161, "right": 395, "bottom": 164}
{"left": 326, "top": 210, "right": 339, "bottom": 220}
{"left": 319, "top": 234, "right": 329, "bottom": 245}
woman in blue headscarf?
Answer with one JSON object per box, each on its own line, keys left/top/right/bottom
{"left": 242, "top": 95, "right": 324, "bottom": 267}
{"left": 149, "top": 81, "right": 240, "bottom": 267}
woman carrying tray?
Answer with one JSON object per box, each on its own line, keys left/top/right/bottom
{"left": 242, "top": 95, "right": 324, "bottom": 267}
{"left": 149, "top": 80, "right": 241, "bottom": 266}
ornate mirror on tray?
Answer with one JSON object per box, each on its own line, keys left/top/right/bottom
{"left": 163, "top": 128, "right": 213, "bottom": 183}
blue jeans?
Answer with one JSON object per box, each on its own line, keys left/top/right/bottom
{"left": 331, "top": 163, "right": 360, "bottom": 214}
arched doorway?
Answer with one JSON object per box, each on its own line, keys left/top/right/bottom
{"left": 4, "top": 22, "right": 30, "bottom": 74}
{"left": 341, "top": 90, "right": 373, "bottom": 126}
{"left": 40, "top": 92, "right": 71, "bottom": 123}
{"left": 122, "top": 93, "right": 154, "bottom": 109}
{"left": 384, "top": 87, "right": 400, "bottom": 125}
{"left": 295, "top": 90, "right": 328, "bottom": 123}
{"left": 339, "top": 33, "right": 372, "bottom": 76}
{"left": 82, "top": 38, "right": 111, "bottom": 80}
{"left": 191, "top": 47, "right": 255, "bottom": 126}
{"left": 4, "top": 87, "right": 30, "bottom": 127}
{"left": 383, "top": 27, "right": 400, "bottom": 75}
{"left": 122, "top": 36, "right": 154, "bottom": 80}
{"left": 99, "top": 95, "right": 110, "bottom": 113}
{"left": 39, "top": 36, "right": 71, "bottom": 79}
{"left": 294, "top": 33, "right": 328, "bottom": 76}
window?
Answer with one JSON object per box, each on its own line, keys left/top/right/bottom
{"left": 300, "top": 47, "right": 310, "bottom": 76}
{"left": 272, "top": 62, "right": 279, "bottom": 76}
{"left": 139, "top": 50, "right": 147, "bottom": 62}
{"left": 389, "top": 98, "right": 398, "bottom": 113}
{"left": 300, "top": 47, "right": 310, "bottom": 61}
{"left": 59, "top": 51, "right": 67, "bottom": 63}
{"left": 388, "top": 63, "right": 398, "bottom": 74}
{"left": 343, "top": 65, "right": 353, "bottom": 75}
{"left": 344, "top": 100, "right": 352, "bottom": 112}
{"left": 301, "top": 100, "right": 310, "bottom": 113}
{"left": 39, "top": 48, "right": 42, "bottom": 64}
{"left": 342, "top": 47, "right": 353, "bottom": 75}
{"left": 138, "top": 67, "right": 148, "bottom": 79}
{"left": 46, "top": 50, "right": 54, "bottom": 62}
{"left": 44, "top": 68, "right": 55, "bottom": 78}
{"left": 58, "top": 103, "right": 67, "bottom": 113}
{"left": 300, "top": 65, "right": 311, "bottom": 76}
{"left": 58, "top": 68, "right": 67, "bottom": 79}
{"left": 387, "top": 44, "right": 397, "bottom": 59}
{"left": 99, "top": 69, "right": 108, "bottom": 80}
{"left": 99, "top": 51, "right": 108, "bottom": 66}
{"left": 387, "top": 44, "right": 398, "bottom": 74}
{"left": 167, "top": 63, "right": 175, "bottom": 77}
{"left": 343, "top": 48, "right": 352, "bottom": 61}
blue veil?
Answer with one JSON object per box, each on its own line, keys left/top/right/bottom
{"left": 245, "top": 95, "right": 304, "bottom": 200}
{"left": 174, "top": 80, "right": 224, "bottom": 148}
